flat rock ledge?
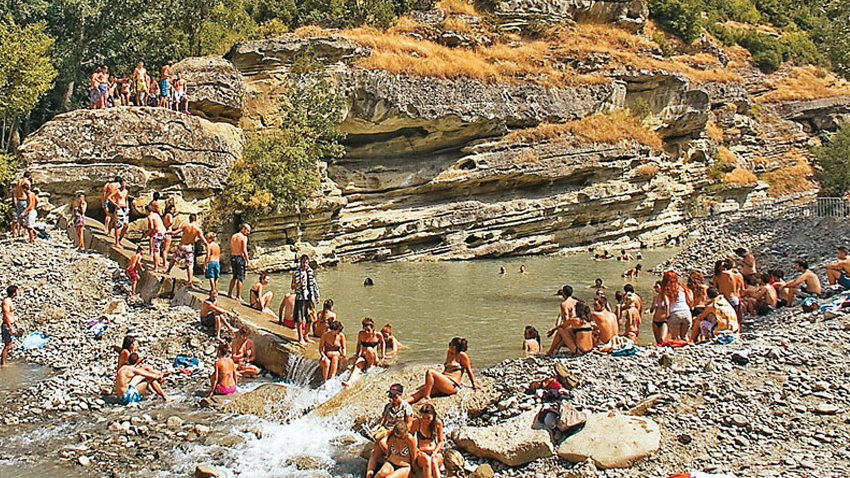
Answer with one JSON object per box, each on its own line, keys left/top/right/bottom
{"left": 557, "top": 412, "right": 661, "bottom": 469}
{"left": 451, "top": 410, "right": 555, "bottom": 466}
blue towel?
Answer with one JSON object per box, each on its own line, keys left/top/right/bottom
{"left": 20, "top": 331, "right": 48, "bottom": 350}
{"left": 174, "top": 355, "right": 200, "bottom": 368}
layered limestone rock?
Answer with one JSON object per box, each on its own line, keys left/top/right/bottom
{"left": 226, "top": 35, "right": 369, "bottom": 76}
{"left": 760, "top": 95, "right": 850, "bottom": 132}
{"left": 172, "top": 56, "right": 246, "bottom": 124}
{"left": 493, "top": 0, "right": 649, "bottom": 33}
{"left": 19, "top": 107, "right": 242, "bottom": 205}
{"left": 620, "top": 71, "right": 710, "bottom": 139}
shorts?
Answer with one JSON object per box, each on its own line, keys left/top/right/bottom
{"left": 173, "top": 244, "right": 195, "bottom": 268}
{"left": 755, "top": 300, "right": 774, "bottom": 316}
{"left": 2, "top": 323, "right": 13, "bottom": 344}
{"left": 15, "top": 199, "right": 27, "bottom": 217}
{"left": 115, "top": 207, "right": 129, "bottom": 229}
{"left": 99, "top": 83, "right": 108, "bottom": 94}
{"left": 699, "top": 318, "right": 717, "bottom": 338}
{"left": 175, "top": 90, "right": 186, "bottom": 103}
{"left": 293, "top": 299, "right": 312, "bottom": 324}
{"left": 838, "top": 272, "right": 850, "bottom": 290}
{"left": 231, "top": 256, "right": 246, "bottom": 282}
{"left": 126, "top": 266, "right": 140, "bottom": 282}
{"left": 151, "top": 231, "right": 166, "bottom": 254}
{"left": 136, "top": 80, "right": 147, "bottom": 92}
{"left": 200, "top": 312, "right": 215, "bottom": 327}
{"left": 160, "top": 80, "right": 169, "bottom": 97}
{"left": 120, "top": 385, "right": 142, "bottom": 405}
{"left": 104, "top": 200, "right": 116, "bottom": 214}
{"left": 204, "top": 261, "right": 220, "bottom": 279}
{"left": 90, "top": 88, "right": 100, "bottom": 103}
{"left": 23, "top": 209, "right": 37, "bottom": 229}
{"left": 667, "top": 308, "right": 692, "bottom": 330}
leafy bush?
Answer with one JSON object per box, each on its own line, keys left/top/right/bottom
{"left": 649, "top": 0, "right": 703, "bottom": 44}
{"left": 737, "top": 30, "right": 783, "bottom": 72}
{"left": 812, "top": 122, "right": 850, "bottom": 197}
{"left": 779, "top": 31, "right": 826, "bottom": 67}
{"left": 653, "top": 33, "right": 675, "bottom": 57}
{"left": 216, "top": 71, "right": 346, "bottom": 223}
{"left": 0, "top": 153, "right": 21, "bottom": 228}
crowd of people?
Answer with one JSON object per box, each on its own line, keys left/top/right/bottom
{"left": 89, "top": 61, "right": 189, "bottom": 113}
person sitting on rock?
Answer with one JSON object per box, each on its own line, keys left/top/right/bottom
{"left": 373, "top": 421, "right": 417, "bottom": 478}
{"left": 406, "top": 338, "right": 480, "bottom": 404}
{"left": 319, "top": 320, "right": 346, "bottom": 383}
{"left": 380, "top": 323, "right": 403, "bottom": 360}
{"left": 231, "top": 327, "right": 261, "bottom": 378}
{"left": 113, "top": 352, "right": 170, "bottom": 405}
{"left": 817, "top": 246, "right": 850, "bottom": 290}
{"left": 366, "top": 384, "right": 414, "bottom": 478}
{"left": 313, "top": 299, "right": 336, "bottom": 338}
{"left": 690, "top": 288, "right": 739, "bottom": 343}
{"left": 522, "top": 326, "right": 541, "bottom": 355}
{"left": 778, "top": 259, "right": 822, "bottom": 307}
{"left": 554, "top": 301, "right": 595, "bottom": 356}
{"left": 117, "top": 334, "right": 137, "bottom": 372}
{"left": 249, "top": 272, "right": 275, "bottom": 317}
{"left": 207, "top": 341, "right": 238, "bottom": 397}
{"left": 590, "top": 296, "right": 618, "bottom": 346}
{"left": 413, "top": 403, "right": 445, "bottom": 478}
{"left": 620, "top": 290, "right": 642, "bottom": 340}
{"left": 200, "top": 290, "right": 238, "bottom": 342}
{"left": 343, "top": 317, "right": 384, "bottom": 387}
{"left": 744, "top": 273, "right": 777, "bottom": 317}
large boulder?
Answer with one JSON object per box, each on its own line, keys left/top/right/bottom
{"left": 19, "top": 107, "right": 242, "bottom": 205}
{"left": 494, "top": 0, "right": 649, "bottom": 33}
{"left": 620, "top": 71, "right": 709, "bottom": 139}
{"left": 309, "top": 363, "right": 498, "bottom": 428}
{"left": 760, "top": 95, "right": 850, "bottom": 132}
{"left": 221, "top": 384, "right": 295, "bottom": 420}
{"left": 556, "top": 412, "right": 660, "bottom": 469}
{"left": 172, "top": 56, "right": 245, "bottom": 125}
{"left": 450, "top": 410, "right": 554, "bottom": 466}
{"left": 226, "top": 35, "right": 370, "bottom": 76}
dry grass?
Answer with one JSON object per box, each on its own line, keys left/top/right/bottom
{"left": 293, "top": 25, "right": 329, "bottom": 38}
{"left": 716, "top": 146, "right": 737, "bottom": 164}
{"left": 335, "top": 22, "right": 740, "bottom": 86}
{"left": 512, "top": 150, "right": 540, "bottom": 165}
{"left": 757, "top": 66, "right": 850, "bottom": 103}
{"left": 506, "top": 109, "right": 664, "bottom": 152}
{"left": 706, "top": 120, "right": 723, "bottom": 142}
{"left": 438, "top": 0, "right": 476, "bottom": 15}
{"left": 441, "top": 15, "right": 475, "bottom": 34}
{"left": 636, "top": 164, "right": 660, "bottom": 178}
{"left": 725, "top": 167, "right": 758, "bottom": 185}
{"left": 760, "top": 159, "right": 815, "bottom": 197}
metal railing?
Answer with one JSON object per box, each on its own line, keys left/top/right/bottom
{"left": 737, "top": 196, "right": 849, "bottom": 220}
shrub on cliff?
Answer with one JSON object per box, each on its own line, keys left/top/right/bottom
{"left": 0, "top": 153, "right": 21, "bottom": 227}
{"left": 215, "top": 72, "right": 346, "bottom": 224}
{"left": 812, "top": 123, "right": 850, "bottom": 197}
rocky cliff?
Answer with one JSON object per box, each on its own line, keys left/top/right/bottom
{"left": 22, "top": 0, "right": 850, "bottom": 267}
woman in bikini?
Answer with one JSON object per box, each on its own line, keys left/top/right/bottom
{"left": 687, "top": 269, "right": 708, "bottom": 319}
{"left": 649, "top": 281, "right": 669, "bottom": 344}
{"left": 406, "top": 337, "right": 481, "bottom": 404}
{"left": 413, "top": 403, "right": 445, "bottom": 478}
{"left": 380, "top": 323, "right": 403, "bottom": 360}
{"left": 343, "top": 317, "right": 384, "bottom": 387}
{"left": 231, "top": 327, "right": 261, "bottom": 378}
{"left": 313, "top": 299, "right": 337, "bottom": 338}
{"left": 207, "top": 341, "right": 238, "bottom": 397}
{"left": 117, "top": 334, "right": 136, "bottom": 371}
{"left": 249, "top": 273, "right": 275, "bottom": 317}
{"left": 319, "top": 320, "right": 346, "bottom": 382}
{"left": 71, "top": 193, "right": 87, "bottom": 250}
{"left": 374, "top": 421, "right": 417, "bottom": 478}
{"left": 557, "top": 301, "right": 595, "bottom": 355}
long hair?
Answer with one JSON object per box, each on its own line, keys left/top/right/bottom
{"left": 661, "top": 271, "right": 686, "bottom": 304}
{"left": 687, "top": 270, "right": 704, "bottom": 290}
{"left": 419, "top": 403, "right": 439, "bottom": 438}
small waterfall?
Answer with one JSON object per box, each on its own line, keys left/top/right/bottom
{"left": 283, "top": 352, "right": 321, "bottom": 387}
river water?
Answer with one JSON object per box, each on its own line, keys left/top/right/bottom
{"left": 256, "top": 249, "right": 677, "bottom": 367}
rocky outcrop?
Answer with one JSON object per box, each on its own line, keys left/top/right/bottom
{"left": 221, "top": 384, "right": 293, "bottom": 419}
{"left": 493, "top": 0, "right": 649, "bottom": 32}
{"left": 172, "top": 57, "right": 246, "bottom": 125}
{"left": 620, "top": 71, "right": 710, "bottom": 139}
{"left": 226, "top": 35, "right": 369, "bottom": 76}
{"left": 556, "top": 412, "right": 660, "bottom": 468}
{"left": 19, "top": 107, "right": 242, "bottom": 204}
{"left": 309, "top": 364, "right": 498, "bottom": 427}
{"left": 760, "top": 95, "right": 850, "bottom": 132}
{"left": 451, "top": 410, "right": 554, "bottom": 466}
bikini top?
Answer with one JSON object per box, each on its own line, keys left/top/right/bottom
{"left": 389, "top": 441, "right": 410, "bottom": 458}
{"left": 444, "top": 359, "right": 462, "bottom": 374}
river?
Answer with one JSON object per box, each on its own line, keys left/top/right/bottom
{"left": 254, "top": 248, "right": 677, "bottom": 367}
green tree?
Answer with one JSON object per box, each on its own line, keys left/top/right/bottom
{"left": 0, "top": 17, "right": 56, "bottom": 152}
{"left": 0, "top": 152, "right": 21, "bottom": 225}
{"left": 812, "top": 123, "right": 850, "bottom": 197}
{"left": 648, "top": 0, "right": 703, "bottom": 44}
{"left": 217, "top": 72, "right": 346, "bottom": 222}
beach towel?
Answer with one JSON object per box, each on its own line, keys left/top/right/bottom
{"left": 653, "top": 338, "right": 692, "bottom": 348}
{"left": 612, "top": 342, "right": 638, "bottom": 356}
{"left": 86, "top": 319, "right": 109, "bottom": 339}
{"left": 174, "top": 355, "right": 201, "bottom": 375}
{"left": 20, "top": 331, "right": 48, "bottom": 350}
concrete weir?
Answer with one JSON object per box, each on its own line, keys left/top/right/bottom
{"left": 57, "top": 214, "right": 322, "bottom": 385}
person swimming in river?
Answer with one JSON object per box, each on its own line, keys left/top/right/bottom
{"left": 380, "top": 324, "right": 403, "bottom": 359}
{"left": 499, "top": 266, "right": 506, "bottom": 275}
{"left": 523, "top": 326, "right": 541, "bottom": 355}
{"left": 619, "top": 250, "right": 635, "bottom": 261}
{"left": 519, "top": 265, "right": 527, "bottom": 274}
{"left": 249, "top": 272, "right": 275, "bottom": 317}
{"left": 320, "top": 320, "right": 346, "bottom": 383}
{"left": 343, "top": 317, "right": 385, "bottom": 387}
{"left": 207, "top": 341, "right": 238, "bottom": 397}
{"left": 406, "top": 337, "right": 480, "bottom": 404}
{"left": 364, "top": 277, "right": 375, "bottom": 286}
{"left": 622, "top": 263, "right": 642, "bottom": 278}
{"left": 590, "top": 278, "right": 606, "bottom": 291}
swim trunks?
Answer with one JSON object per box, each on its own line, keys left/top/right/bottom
{"left": 1, "top": 323, "right": 13, "bottom": 344}
{"left": 15, "top": 199, "right": 27, "bottom": 218}
{"left": 115, "top": 207, "right": 129, "bottom": 229}
{"left": 160, "top": 79, "right": 169, "bottom": 97}
{"left": 136, "top": 80, "right": 147, "bottom": 92}
{"left": 120, "top": 385, "right": 142, "bottom": 405}
{"left": 174, "top": 90, "right": 186, "bottom": 103}
{"left": 126, "top": 266, "right": 140, "bottom": 282}
{"left": 99, "top": 83, "right": 108, "bottom": 94}
{"left": 230, "top": 256, "right": 246, "bottom": 282}
{"left": 151, "top": 231, "right": 166, "bottom": 254}
{"left": 172, "top": 244, "right": 195, "bottom": 268}
{"left": 215, "top": 384, "right": 237, "bottom": 395}
{"left": 204, "top": 261, "right": 220, "bottom": 280}
{"left": 104, "top": 200, "right": 116, "bottom": 214}
{"left": 293, "top": 299, "right": 312, "bottom": 324}
{"left": 23, "top": 209, "right": 37, "bottom": 229}
{"left": 838, "top": 272, "right": 850, "bottom": 290}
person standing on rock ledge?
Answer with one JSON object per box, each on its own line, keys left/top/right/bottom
{"left": 101, "top": 177, "right": 119, "bottom": 235}
{"left": 2, "top": 286, "right": 19, "bottom": 366}
{"left": 291, "top": 254, "right": 320, "bottom": 345}
{"left": 105, "top": 178, "right": 129, "bottom": 249}
{"left": 228, "top": 224, "right": 251, "bottom": 302}
{"left": 166, "top": 213, "right": 207, "bottom": 285}
{"left": 11, "top": 172, "right": 30, "bottom": 239}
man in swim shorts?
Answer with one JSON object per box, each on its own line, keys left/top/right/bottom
{"left": 146, "top": 205, "right": 167, "bottom": 271}
{"left": 11, "top": 173, "right": 30, "bottom": 238}
{"left": 2, "top": 286, "right": 19, "bottom": 366}
{"left": 174, "top": 72, "right": 189, "bottom": 113}
{"left": 228, "top": 223, "right": 251, "bottom": 301}
{"left": 133, "top": 61, "right": 147, "bottom": 106}
{"left": 779, "top": 259, "right": 822, "bottom": 307}
{"left": 204, "top": 232, "right": 221, "bottom": 293}
{"left": 105, "top": 178, "right": 130, "bottom": 248}
{"left": 113, "top": 352, "right": 170, "bottom": 405}
{"left": 166, "top": 213, "right": 206, "bottom": 285}
{"left": 291, "top": 254, "right": 320, "bottom": 344}
{"left": 818, "top": 246, "right": 850, "bottom": 290}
